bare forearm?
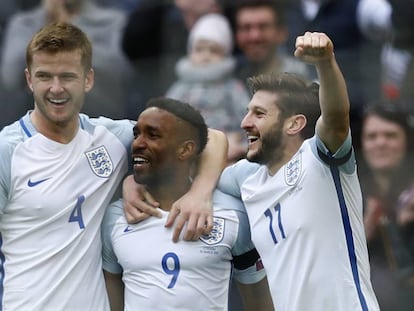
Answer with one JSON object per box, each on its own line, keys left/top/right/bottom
{"left": 103, "top": 271, "right": 124, "bottom": 311}
{"left": 237, "top": 277, "right": 274, "bottom": 311}
{"left": 191, "top": 128, "right": 228, "bottom": 195}
{"left": 316, "top": 58, "right": 350, "bottom": 133}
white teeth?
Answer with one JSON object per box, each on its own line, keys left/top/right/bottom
{"left": 49, "top": 98, "right": 67, "bottom": 104}
{"left": 247, "top": 135, "right": 259, "bottom": 143}
{"left": 134, "top": 157, "right": 149, "bottom": 164}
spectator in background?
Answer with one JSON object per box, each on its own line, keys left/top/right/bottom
{"left": 358, "top": 102, "right": 414, "bottom": 311}
{"left": 1, "top": 0, "right": 132, "bottom": 120}
{"left": 166, "top": 13, "right": 249, "bottom": 164}
{"left": 0, "top": 0, "right": 40, "bottom": 128}
{"left": 230, "top": 0, "right": 311, "bottom": 85}
{"left": 94, "top": 0, "right": 142, "bottom": 11}
{"left": 384, "top": 0, "right": 414, "bottom": 111}
{"left": 121, "top": 0, "right": 223, "bottom": 118}
{"left": 357, "top": 0, "right": 413, "bottom": 108}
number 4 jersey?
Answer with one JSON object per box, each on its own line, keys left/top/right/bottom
{"left": 102, "top": 190, "right": 266, "bottom": 311}
{"left": 0, "top": 112, "right": 132, "bottom": 311}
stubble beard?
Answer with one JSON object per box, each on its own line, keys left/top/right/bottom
{"left": 247, "top": 123, "right": 284, "bottom": 166}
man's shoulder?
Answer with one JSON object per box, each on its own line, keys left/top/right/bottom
{"left": 102, "top": 199, "right": 125, "bottom": 230}
{"left": 0, "top": 119, "right": 25, "bottom": 153}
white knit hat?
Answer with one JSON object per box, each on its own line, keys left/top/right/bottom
{"left": 188, "top": 13, "right": 233, "bottom": 55}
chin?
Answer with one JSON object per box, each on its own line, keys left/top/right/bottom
{"left": 246, "top": 151, "right": 260, "bottom": 163}
{"left": 133, "top": 174, "right": 146, "bottom": 185}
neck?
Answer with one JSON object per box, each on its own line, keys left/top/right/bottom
{"left": 147, "top": 177, "right": 192, "bottom": 212}
{"left": 30, "top": 110, "right": 79, "bottom": 144}
{"left": 267, "top": 138, "right": 303, "bottom": 175}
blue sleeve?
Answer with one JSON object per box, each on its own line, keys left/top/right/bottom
{"left": 101, "top": 199, "right": 124, "bottom": 274}
{"left": 232, "top": 205, "right": 266, "bottom": 284}
{"left": 212, "top": 190, "right": 266, "bottom": 284}
{"left": 217, "top": 159, "right": 260, "bottom": 199}
{"left": 212, "top": 189, "right": 254, "bottom": 256}
{"left": 82, "top": 115, "right": 135, "bottom": 150}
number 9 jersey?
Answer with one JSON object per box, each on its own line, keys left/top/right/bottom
{"left": 102, "top": 189, "right": 266, "bottom": 310}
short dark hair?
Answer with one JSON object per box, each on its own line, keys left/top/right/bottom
{"left": 145, "top": 97, "right": 209, "bottom": 155}
{"left": 247, "top": 72, "right": 320, "bottom": 139}
{"left": 26, "top": 22, "right": 92, "bottom": 71}
{"left": 234, "top": 0, "right": 286, "bottom": 26}
{"left": 362, "top": 101, "right": 414, "bottom": 140}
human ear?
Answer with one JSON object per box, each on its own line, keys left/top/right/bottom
{"left": 24, "top": 68, "right": 33, "bottom": 92}
{"left": 177, "top": 140, "right": 196, "bottom": 160}
{"left": 84, "top": 68, "right": 94, "bottom": 93}
{"left": 286, "top": 114, "right": 306, "bottom": 135}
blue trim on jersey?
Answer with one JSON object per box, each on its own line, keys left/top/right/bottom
{"left": 18, "top": 116, "right": 84, "bottom": 138}
{"left": 19, "top": 118, "right": 32, "bottom": 138}
{"left": 79, "top": 117, "right": 85, "bottom": 130}
{"left": 0, "top": 234, "right": 5, "bottom": 310}
{"left": 330, "top": 164, "right": 368, "bottom": 311}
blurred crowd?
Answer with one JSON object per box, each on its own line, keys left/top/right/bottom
{"left": 1, "top": 0, "right": 414, "bottom": 310}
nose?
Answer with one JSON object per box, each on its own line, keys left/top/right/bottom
{"left": 247, "top": 26, "right": 262, "bottom": 41}
{"left": 49, "top": 77, "right": 64, "bottom": 94}
{"left": 241, "top": 112, "right": 251, "bottom": 130}
{"left": 200, "top": 49, "right": 213, "bottom": 62}
{"left": 132, "top": 133, "right": 147, "bottom": 150}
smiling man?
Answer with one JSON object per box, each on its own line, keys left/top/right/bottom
{"left": 101, "top": 97, "right": 273, "bottom": 311}
{"left": 233, "top": 0, "right": 311, "bottom": 84}
{"left": 218, "top": 31, "right": 380, "bottom": 310}
{"left": 0, "top": 22, "right": 227, "bottom": 310}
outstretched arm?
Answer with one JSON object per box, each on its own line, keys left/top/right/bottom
{"left": 294, "top": 32, "right": 350, "bottom": 153}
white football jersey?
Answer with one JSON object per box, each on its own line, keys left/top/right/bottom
{"left": 218, "top": 133, "right": 380, "bottom": 311}
{"left": 102, "top": 190, "right": 266, "bottom": 311}
{"left": 0, "top": 112, "right": 132, "bottom": 310}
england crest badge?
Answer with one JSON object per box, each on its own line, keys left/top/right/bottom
{"left": 85, "top": 145, "right": 113, "bottom": 178}
{"left": 285, "top": 151, "right": 301, "bottom": 186}
{"left": 200, "top": 217, "right": 225, "bottom": 245}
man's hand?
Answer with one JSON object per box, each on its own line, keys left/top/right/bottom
{"left": 294, "top": 32, "right": 334, "bottom": 64}
{"left": 122, "top": 175, "right": 213, "bottom": 241}
{"left": 165, "top": 189, "right": 214, "bottom": 243}
{"left": 123, "top": 175, "right": 161, "bottom": 223}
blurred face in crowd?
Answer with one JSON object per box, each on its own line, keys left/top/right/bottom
{"left": 236, "top": 6, "right": 287, "bottom": 64}
{"left": 25, "top": 49, "right": 94, "bottom": 128}
{"left": 190, "top": 39, "right": 226, "bottom": 65}
{"left": 175, "top": 0, "right": 221, "bottom": 29}
{"left": 42, "top": 0, "right": 83, "bottom": 13}
{"left": 361, "top": 114, "right": 407, "bottom": 174}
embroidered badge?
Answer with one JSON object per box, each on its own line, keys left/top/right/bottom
{"left": 85, "top": 145, "right": 113, "bottom": 178}
{"left": 200, "top": 217, "right": 225, "bottom": 245}
{"left": 285, "top": 151, "right": 301, "bottom": 186}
